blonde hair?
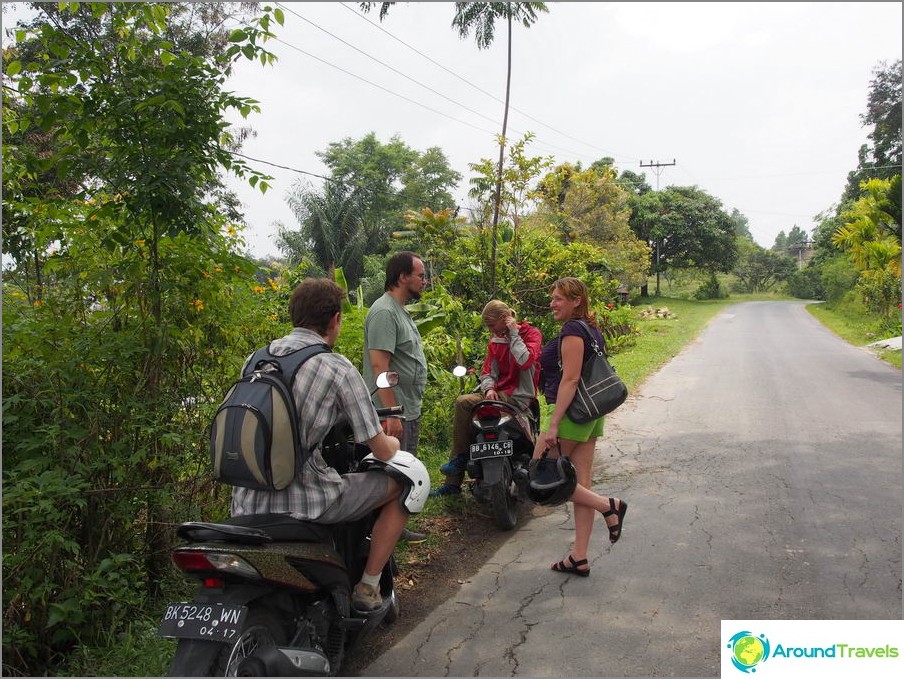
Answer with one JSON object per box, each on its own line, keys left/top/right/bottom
{"left": 481, "top": 300, "right": 515, "bottom": 325}
{"left": 550, "top": 277, "right": 597, "bottom": 326}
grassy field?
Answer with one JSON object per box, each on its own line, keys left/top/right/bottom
{"left": 807, "top": 302, "right": 902, "bottom": 369}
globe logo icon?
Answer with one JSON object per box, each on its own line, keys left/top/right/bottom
{"left": 726, "top": 631, "right": 770, "bottom": 673}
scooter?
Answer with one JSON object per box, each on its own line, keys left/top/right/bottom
{"left": 159, "top": 373, "right": 426, "bottom": 676}
{"left": 451, "top": 366, "right": 539, "bottom": 531}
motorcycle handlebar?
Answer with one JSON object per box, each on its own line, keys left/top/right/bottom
{"left": 376, "top": 405, "right": 404, "bottom": 418}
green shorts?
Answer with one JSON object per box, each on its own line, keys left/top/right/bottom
{"left": 540, "top": 399, "right": 605, "bottom": 442}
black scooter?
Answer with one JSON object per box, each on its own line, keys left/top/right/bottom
{"left": 159, "top": 375, "right": 407, "bottom": 676}
{"left": 452, "top": 367, "right": 539, "bottom": 530}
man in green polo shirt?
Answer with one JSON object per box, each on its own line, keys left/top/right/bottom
{"left": 364, "top": 251, "right": 430, "bottom": 542}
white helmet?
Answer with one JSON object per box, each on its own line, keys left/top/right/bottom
{"left": 359, "top": 450, "right": 431, "bottom": 513}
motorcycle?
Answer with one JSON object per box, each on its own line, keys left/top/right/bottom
{"left": 159, "top": 372, "right": 423, "bottom": 676}
{"left": 451, "top": 366, "right": 540, "bottom": 531}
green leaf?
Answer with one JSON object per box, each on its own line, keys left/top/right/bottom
{"left": 159, "top": 51, "right": 175, "bottom": 67}
{"left": 6, "top": 61, "right": 22, "bottom": 77}
{"left": 274, "top": 7, "right": 285, "bottom": 25}
{"left": 228, "top": 28, "right": 246, "bottom": 43}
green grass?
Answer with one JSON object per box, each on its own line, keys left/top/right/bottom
{"left": 612, "top": 295, "right": 740, "bottom": 390}
{"left": 807, "top": 302, "right": 902, "bottom": 369}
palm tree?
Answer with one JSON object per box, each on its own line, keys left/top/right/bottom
{"left": 279, "top": 179, "right": 369, "bottom": 287}
{"left": 359, "top": 2, "right": 547, "bottom": 290}
{"left": 451, "top": 3, "right": 547, "bottom": 291}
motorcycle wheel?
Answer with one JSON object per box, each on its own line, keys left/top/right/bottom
{"left": 490, "top": 461, "right": 519, "bottom": 531}
{"left": 213, "top": 608, "right": 288, "bottom": 677}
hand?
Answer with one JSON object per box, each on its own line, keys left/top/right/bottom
{"left": 505, "top": 315, "right": 518, "bottom": 333}
{"left": 382, "top": 417, "right": 403, "bottom": 440}
{"left": 541, "top": 429, "right": 559, "bottom": 452}
{"left": 486, "top": 388, "right": 498, "bottom": 400}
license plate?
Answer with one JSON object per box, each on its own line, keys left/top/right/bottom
{"left": 157, "top": 602, "right": 247, "bottom": 642}
{"left": 470, "top": 440, "right": 513, "bottom": 460}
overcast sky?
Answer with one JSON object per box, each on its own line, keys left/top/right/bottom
{"left": 219, "top": 1, "right": 901, "bottom": 260}
{"left": 6, "top": 2, "right": 900, "bottom": 257}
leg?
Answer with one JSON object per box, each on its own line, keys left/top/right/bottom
{"left": 364, "top": 481, "right": 407, "bottom": 578}
{"left": 443, "top": 393, "right": 483, "bottom": 485}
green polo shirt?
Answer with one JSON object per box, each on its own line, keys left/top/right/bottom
{"left": 363, "top": 292, "right": 428, "bottom": 420}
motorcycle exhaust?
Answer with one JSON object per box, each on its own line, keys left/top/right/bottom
{"left": 255, "top": 645, "right": 331, "bottom": 676}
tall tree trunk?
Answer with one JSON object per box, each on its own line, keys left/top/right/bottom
{"left": 489, "top": 9, "right": 512, "bottom": 294}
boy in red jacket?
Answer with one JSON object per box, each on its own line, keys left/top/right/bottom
{"left": 431, "top": 300, "right": 542, "bottom": 496}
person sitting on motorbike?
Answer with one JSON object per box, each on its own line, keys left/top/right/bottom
{"left": 230, "top": 277, "right": 421, "bottom": 612}
{"left": 431, "top": 300, "right": 543, "bottom": 496}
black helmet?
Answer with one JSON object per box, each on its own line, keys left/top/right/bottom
{"left": 527, "top": 451, "right": 577, "bottom": 506}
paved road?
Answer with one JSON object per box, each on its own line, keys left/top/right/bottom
{"left": 364, "top": 301, "right": 902, "bottom": 678}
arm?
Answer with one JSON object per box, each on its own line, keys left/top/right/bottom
{"left": 509, "top": 323, "right": 542, "bottom": 370}
{"left": 365, "top": 430, "right": 401, "bottom": 462}
{"left": 367, "top": 348, "right": 403, "bottom": 438}
{"left": 478, "top": 345, "right": 499, "bottom": 397}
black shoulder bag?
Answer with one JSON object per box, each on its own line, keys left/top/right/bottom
{"left": 557, "top": 320, "right": 628, "bottom": 424}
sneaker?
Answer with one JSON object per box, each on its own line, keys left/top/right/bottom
{"left": 430, "top": 483, "right": 462, "bottom": 497}
{"left": 440, "top": 454, "right": 469, "bottom": 476}
{"left": 399, "top": 527, "right": 428, "bottom": 544}
{"left": 352, "top": 582, "right": 382, "bottom": 612}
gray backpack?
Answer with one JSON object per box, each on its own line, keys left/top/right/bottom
{"left": 210, "top": 343, "right": 330, "bottom": 490}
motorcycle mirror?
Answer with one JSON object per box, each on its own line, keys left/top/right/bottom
{"left": 374, "top": 371, "right": 399, "bottom": 390}
{"left": 451, "top": 365, "right": 467, "bottom": 378}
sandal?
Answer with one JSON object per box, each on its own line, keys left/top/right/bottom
{"left": 550, "top": 554, "right": 590, "bottom": 577}
{"left": 602, "top": 497, "right": 628, "bottom": 544}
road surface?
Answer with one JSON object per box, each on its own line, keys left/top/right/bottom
{"left": 364, "top": 301, "right": 902, "bottom": 678}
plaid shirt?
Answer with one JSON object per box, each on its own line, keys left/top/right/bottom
{"left": 231, "top": 328, "right": 382, "bottom": 521}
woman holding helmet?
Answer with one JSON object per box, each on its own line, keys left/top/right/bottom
{"left": 532, "top": 277, "right": 628, "bottom": 577}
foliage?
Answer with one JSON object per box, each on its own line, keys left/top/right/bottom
{"left": 693, "top": 272, "right": 728, "bottom": 300}
{"left": 314, "top": 132, "right": 461, "bottom": 245}
{"left": 1, "top": 3, "right": 285, "bottom": 674}
{"left": 832, "top": 175, "right": 902, "bottom": 318}
{"left": 279, "top": 179, "right": 371, "bottom": 288}
{"left": 787, "top": 264, "right": 826, "bottom": 300}
{"left": 733, "top": 238, "right": 797, "bottom": 293}
{"left": 629, "top": 185, "right": 739, "bottom": 289}
{"left": 842, "top": 59, "right": 902, "bottom": 203}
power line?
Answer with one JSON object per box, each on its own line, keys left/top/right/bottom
{"left": 338, "top": 2, "right": 639, "bottom": 163}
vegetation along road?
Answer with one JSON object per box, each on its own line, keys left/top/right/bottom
{"left": 363, "top": 301, "right": 902, "bottom": 677}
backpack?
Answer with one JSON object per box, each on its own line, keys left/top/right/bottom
{"left": 210, "top": 342, "right": 330, "bottom": 490}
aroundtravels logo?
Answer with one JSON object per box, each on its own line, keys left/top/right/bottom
{"left": 726, "top": 631, "right": 771, "bottom": 673}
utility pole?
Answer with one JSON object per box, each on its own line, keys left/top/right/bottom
{"left": 640, "top": 159, "right": 677, "bottom": 296}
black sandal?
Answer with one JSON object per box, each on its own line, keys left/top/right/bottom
{"left": 550, "top": 554, "right": 590, "bottom": 577}
{"left": 602, "top": 497, "right": 628, "bottom": 544}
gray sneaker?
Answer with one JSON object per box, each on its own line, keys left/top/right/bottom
{"left": 399, "top": 527, "right": 428, "bottom": 543}
{"left": 352, "top": 582, "right": 382, "bottom": 612}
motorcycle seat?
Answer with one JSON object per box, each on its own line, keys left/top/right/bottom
{"left": 177, "top": 514, "right": 334, "bottom": 544}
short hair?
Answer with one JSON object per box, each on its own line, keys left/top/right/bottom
{"left": 288, "top": 278, "right": 345, "bottom": 333}
{"left": 481, "top": 300, "right": 515, "bottom": 325}
{"left": 385, "top": 251, "right": 420, "bottom": 291}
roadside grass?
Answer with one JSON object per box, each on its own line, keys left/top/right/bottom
{"left": 806, "top": 302, "right": 902, "bottom": 369}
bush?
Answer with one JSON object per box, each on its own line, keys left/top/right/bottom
{"left": 693, "top": 272, "right": 728, "bottom": 300}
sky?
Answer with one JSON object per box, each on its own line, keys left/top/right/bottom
{"left": 4, "top": 2, "right": 902, "bottom": 259}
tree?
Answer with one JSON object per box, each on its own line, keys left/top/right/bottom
{"left": 842, "top": 60, "right": 902, "bottom": 203}
{"left": 279, "top": 179, "right": 370, "bottom": 287}
{"left": 315, "top": 132, "right": 461, "bottom": 248}
{"left": 359, "top": 2, "right": 548, "bottom": 289}
{"left": 733, "top": 238, "right": 796, "bottom": 293}
{"left": 534, "top": 161, "right": 650, "bottom": 287}
{"left": 2, "top": 3, "right": 285, "bottom": 672}
{"left": 629, "top": 186, "right": 739, "bottom": 295}
{"left": 729, "top": 208, "right": 753, "bottom": 240}
{"left": 832, "top": 175, "right": 902, "bottom": 318}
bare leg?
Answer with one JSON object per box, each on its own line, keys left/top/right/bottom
{"left": 364, "top": 482, "right": 406, "bottom": 578}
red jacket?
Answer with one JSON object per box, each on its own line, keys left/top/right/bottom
{"left": 478, "top": 321, "right": 542, "bottom": 409}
